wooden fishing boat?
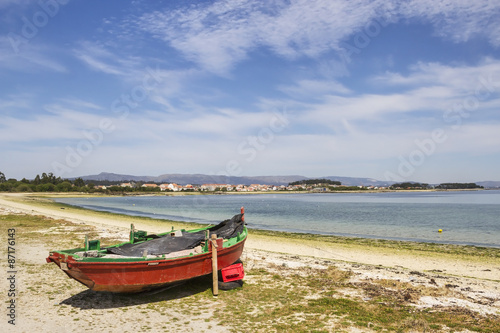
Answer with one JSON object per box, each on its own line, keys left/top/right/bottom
{"left": 46, "top": 209, "right": 247, "bottom": 293}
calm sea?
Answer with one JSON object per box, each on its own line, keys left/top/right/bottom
{"left": 54, "top": 190, "right": 500, "bottom": 248}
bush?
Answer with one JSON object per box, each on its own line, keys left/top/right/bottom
{"left": 55, "top": 181, "right": 73, "bottom": 192}
{"left": 16, "top": 184, "right": 32, "bottom": 192}
{"left": 37, "top": 183, "right": 55, "bottom": 192}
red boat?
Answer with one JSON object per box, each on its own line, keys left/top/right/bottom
{"left": 46, "top": 210, "right": 247, "bottom": 293}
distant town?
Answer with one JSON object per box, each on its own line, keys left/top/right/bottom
{"left": 98, "top": 180, "right": 483, "bottom": 192}
{"left": 94, "top": 180, "right": 485, "bottom": 192}
{"left": 0, "top": 172, "right": 485, "bottom": 193}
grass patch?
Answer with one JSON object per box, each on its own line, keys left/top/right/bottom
{"left": 0, "top": 213, "right": 84, "bottom": 249}
{"left": 210, "top": 261, "right": 499, "bottom": 332}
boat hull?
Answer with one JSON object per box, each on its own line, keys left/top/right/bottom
{"left": 47, "top": 238, "right": 246, "bottom": 293}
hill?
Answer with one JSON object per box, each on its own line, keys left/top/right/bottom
{"left": 79, "top": 172, "right": 398, "bottom": 186}
{"left": 476, "top": 181, "right": 500, "bottom": 188}
{"left": 80, "top": 172, "right": 308, "bottom": 186}
{"left": 321, "top": 176, "right": 395, "bottom": 187}
{"left": 79, "top": 173, "right": 500, "bottom": 188}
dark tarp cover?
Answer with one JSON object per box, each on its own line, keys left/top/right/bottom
{"left": 106, "top": 214, "right": 245, "bottom": 257}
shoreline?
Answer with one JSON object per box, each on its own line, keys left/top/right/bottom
{"left": 48, "top": 190, "right": 500, "bottom": 250}
{"left": 15, "top": 187, "right": 491, "bottom": 198}
{"left": 1, "top": 192, "right": 499, "bottom": 281}
{"left": 1, "top": 192, "right": 499, "bottom": 331}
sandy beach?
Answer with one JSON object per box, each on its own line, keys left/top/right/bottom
{"left": 1, "top": 193, "right": 499, "bottom": 332}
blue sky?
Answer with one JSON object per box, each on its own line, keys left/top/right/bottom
{"left": 1, "top": 0, "right": 500, "bottom": 183}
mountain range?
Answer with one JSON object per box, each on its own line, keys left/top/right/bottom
{"left": 78, "top": 172, "right": 394, "bottom": 187}
{"left": 77, "top": 172, "right": 500, "bottom": 188}
{"left": 80, "top": 172, "right": 313, "bottom": 186}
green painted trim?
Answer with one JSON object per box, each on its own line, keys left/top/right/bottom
{"left": 51, "top": 226, "right": 248, "bottom": 263}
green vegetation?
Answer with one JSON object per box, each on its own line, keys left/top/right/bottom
{"left": 288, "top": 179, "right": 373, "bottom": 192}
{"left": 390, "top": 182, "right": 429, "bottom": 189}
{"left": 289, "top": 178, "right": 341, "bottom": 186}
{"left": 0, "top": 171, "right": 164, "bottom": 193}
{"left": 327, "top": 186, "right": 367, "bottom": 191}
{"left": 436, "top": 183, "right": 484, "bottom": 189}
{"left": 390, "top": 182, "right": 484, "bottom": 190}
{"left": 0, "top": 171, "right": 91, "bottom": 193}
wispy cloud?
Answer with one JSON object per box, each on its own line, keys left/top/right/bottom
{"left": 0, "top": 36, "right": 67, "bottom": 73}
{"left": 0, "top": 0, "right": 31, "bottom": 11}
{"left": 400, "top": 0, "right": 500, "bottom": 46}
{"left": 373, "top": 58, "right": 500, "bottom": 93}
{"left": 73, "top": 41, "right": 133, "bottom": 76}
{"left": 0, "top": 93, "right": 33, "bottom": 114}
{"left": 130, "top": 0, "right": 499, "bottom": 75}
{"left": 0, "top": 99, "right": 111, "bottom": 143}
{"left": 132, "top": 0, "right": 385, "bottom": 74}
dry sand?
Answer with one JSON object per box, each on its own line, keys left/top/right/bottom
{"left": 1, "top": 193, "right": 499, "bottom": 332}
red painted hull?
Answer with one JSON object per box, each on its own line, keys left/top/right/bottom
{"left": 47, "top": 238, "right": 246, "bottom": 293}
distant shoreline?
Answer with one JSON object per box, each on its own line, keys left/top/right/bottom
{"left": 6, "top": 187, "right": 489, "bottom": 199}
{"left": 206, "top": 188, "right": 489, "bottom": 194}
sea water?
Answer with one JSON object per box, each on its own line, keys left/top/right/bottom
{"left": 54, "top": 190, "right": 500, "bottom": 248}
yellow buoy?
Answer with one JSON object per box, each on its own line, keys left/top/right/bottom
{"left": 438, "top": 229, "right": 442, "bottom": 233}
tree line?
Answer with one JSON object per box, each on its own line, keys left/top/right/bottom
{"left": 390, "top": 182, "right": 483, "bottom": 189}
{"left": 288, "top": 179, "right": 342, "bottom": 186}
{"left": 389, "top": 182, "right": 430, "bottom": 189}
{"left": 0, "top": 171, "right": 87, "bottom": 192}
{"left": 0, "top": 172, "right": 164, "bottom": 193}
{"left": 435, "top": 183, "right": 484, "bottom": 189}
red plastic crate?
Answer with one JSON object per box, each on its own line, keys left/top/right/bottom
{"left": 221, "top": 263, "right": 244, "bottom": 282}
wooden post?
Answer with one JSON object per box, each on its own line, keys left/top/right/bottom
{"left": 211, "top": 234, "right": 218, "bottom": 296}
{"left": 129, "top": 224, "right": 135, "bottom": 243}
